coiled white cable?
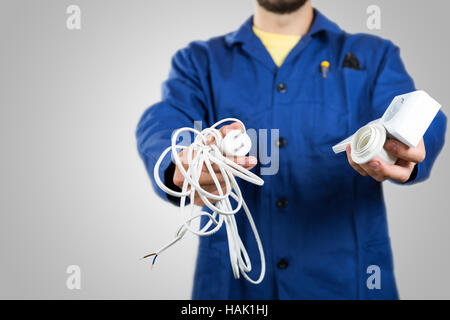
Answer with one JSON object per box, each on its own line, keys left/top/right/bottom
{"left": 143, "top": 118, "right": 266, "bottom": 284}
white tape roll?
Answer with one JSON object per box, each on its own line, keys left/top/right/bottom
{"left": 350, "top": 123, "right": 397, "bottom": 164}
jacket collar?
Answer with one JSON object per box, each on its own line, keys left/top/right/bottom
{"left": 225, "top": 9, "right": 342, "bottom": 47}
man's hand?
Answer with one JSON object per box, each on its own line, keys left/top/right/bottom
{"left": 346, "top": 138, "right": 426, "bottom": 183}
{"left": 173, "top": 122, "right": 257, "bottom": 206}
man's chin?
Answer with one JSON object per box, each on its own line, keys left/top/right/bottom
{"left": 256, "top": 0, "right": 308, "bottom": 14}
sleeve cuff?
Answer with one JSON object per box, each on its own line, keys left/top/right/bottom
{"left": 403, "top": 163, "right": 419, "bottom": 185}
{"left": 163, "top": 162, "right": 184, "bottom": 206}
{"left": 401, "top": 161, "right": 428, "bottom": 186}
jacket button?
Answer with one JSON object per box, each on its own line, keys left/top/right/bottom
{"left": 277, "top": 82, "right": 287, "bottom": 93}
{"left": 276, "top": 198, "right": 288, "bottom": 209}
{"left": 275, "top": 137, "right": 287, "bottom": 148}
{"left": 277, "top": 259, "right": 289, "bottom": 270}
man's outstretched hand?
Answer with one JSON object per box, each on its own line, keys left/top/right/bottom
{"left": 346, "top": 138, "right": 426, "bottom": 183}
{"left": 173, "top": 122, "right": 257, "bottom": 206}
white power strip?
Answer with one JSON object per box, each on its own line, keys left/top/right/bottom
{"left": 333, "top": 90, "right": 441, "bottom": 164}
{"left": 143, "top": 118, "right": 266, "bottom": 285}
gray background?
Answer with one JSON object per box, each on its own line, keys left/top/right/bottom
{"left": 0, "top": 0, "right": 449, "bottom": 299}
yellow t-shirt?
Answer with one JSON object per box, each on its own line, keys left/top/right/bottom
{"left": 253, "top": 26, "right": 301, "bottom": 67}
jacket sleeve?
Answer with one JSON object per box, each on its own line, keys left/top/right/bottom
{"left": 136, "top": 46, "right": 210, "bottom": 203}
{"left": 370, "top": 41, "right": 447, "bottom": 185}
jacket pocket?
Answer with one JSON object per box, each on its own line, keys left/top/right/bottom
{"left": 314, "top": 69, "right": 370, "bottom": 155}
{"left": 360, "top": 238, "right": 399, "bottom": 300}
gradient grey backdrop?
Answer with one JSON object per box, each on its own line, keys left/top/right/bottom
{"left": 0, "top": 0, "right": 449, "bottom": 299}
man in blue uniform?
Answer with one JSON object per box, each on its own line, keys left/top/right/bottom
{"left": 136, "top": 0, "right": 446, "bottom": 299}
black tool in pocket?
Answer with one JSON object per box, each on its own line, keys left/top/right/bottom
{"left": 342, "top": 52, "right": 362, "bottom": 70}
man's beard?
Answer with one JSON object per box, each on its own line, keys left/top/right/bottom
{"left": 257, "top": 0, "right": 308, "bottom": 14}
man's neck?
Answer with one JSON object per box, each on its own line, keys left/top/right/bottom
{"left": 253, "top": 1, "right": 314, "bottom": 35}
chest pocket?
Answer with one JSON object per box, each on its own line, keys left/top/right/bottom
{"left": 286, "top": 68, "right": 369, "bottom": 156}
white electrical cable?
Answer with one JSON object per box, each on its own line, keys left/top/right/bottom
{"left": 143, "top": 118, "right": 266, "bottom": 285}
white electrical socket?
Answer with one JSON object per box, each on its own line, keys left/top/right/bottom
{"left": 221, "top": 129, "right": 252, "bottom": 157}
{"left": 332, "top": 90, "right": 441, "bottom": 163}
{"left": 382, "top": 90, "right": 441, "bottom": 148}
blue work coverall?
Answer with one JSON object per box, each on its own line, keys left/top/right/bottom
{"left": 136, "top": 10, "right": 446, "bottom": 299}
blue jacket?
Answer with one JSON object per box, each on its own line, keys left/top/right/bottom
{"left": 136, "top": 10, "right": 446, "bottom": 299}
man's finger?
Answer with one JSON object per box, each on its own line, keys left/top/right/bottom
{"left": 379, "top": 160, "right": 415, "bottom": 183}
{"left": 360, "top": 158, "right": 387, "bottom": 182}
{"left": 175, "top": 169, "right": 225, "bottom": 187}
{"left": 198, "top": 171, "right": 226, "bottom": 185}
{"left": 230, "top": 155, "right": 258, "bottom": 169}
{"left": 361, "top": 157, "right": 415, "bottom": 183}
{"left": 384, "top": 138, "right": 426, "bottom": 163}
{"left": 178, "top": 149, "right": 199, "bottom": 169}
{"left": 191, "top": 183, "right": 228, "bottom": 206}
{"left": 219, "top": 122, "right": 244, "bottom": 138}
{"left": 200, "top": 181, "right": 228, "bottom": 194}
{"left": 346, "top": 144, "right": 368, "bottom": 176}
{"left": 202, "top": 161, "right": 221, "bottom": 172}
{"left": 203, "top": 154, "right": 257, "bottom": 173}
